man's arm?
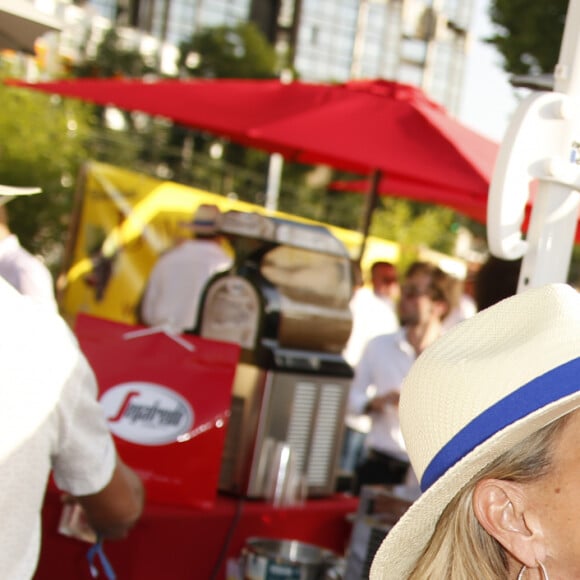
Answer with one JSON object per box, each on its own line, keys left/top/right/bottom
{"left": 75, "top": 454, "right": 145, "bottom": 539}
{"left": 348, "top": 339, "right": 376, "bottom": 414}
{"left": 364, "top": 391, "right": 400, "bottom": 413}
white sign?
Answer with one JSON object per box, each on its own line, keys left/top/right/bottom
{"left": 100, "top": 382, "right": 194, "bottom": 446}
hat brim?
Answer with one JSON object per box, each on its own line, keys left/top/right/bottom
{"left": 0, "top": 185, "right": 42, "bottom": 206}
{"left": 0, "top": 185, "right": 42, "bottom": 197}
{"left": 370, "top": 391, "right": 580, "bottom": 579}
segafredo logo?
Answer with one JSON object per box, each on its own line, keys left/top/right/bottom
{"left": 100, "top": 382, "right": 194, "bottom": 446}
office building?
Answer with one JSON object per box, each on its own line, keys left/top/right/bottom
{"left": 66, "top": 0, "right": 473, "bottom": 115}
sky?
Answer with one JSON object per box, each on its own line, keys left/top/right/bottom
{"left": 458, "top": 0, "right": 519, "bottom": 143}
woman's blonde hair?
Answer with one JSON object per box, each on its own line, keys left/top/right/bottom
{"left": 408, "top": 414, "right": 571, "bottom": 579}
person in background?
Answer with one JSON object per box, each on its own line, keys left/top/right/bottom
{"left": 348, "top": 261, "right": 451, "bottom": 493}
{"left": 371, "top": 283, "right": 580, "bottom": 580}
{"left": 0, "top": 187, "right": 57, "bottom": 310}
{"left": 0, "top": 186, "right": 144, "bottom": 579}
{"left": 139, "top": 203, "right": 233, "bottom": 333}
{"left": 343, "top": 260, "right": 400, "bottom": 366}
{"left": 439, "top": 272, "right": 476, "bottom": 332}
{"left": 340, "top": 261, "right": 400, "bottom": 474}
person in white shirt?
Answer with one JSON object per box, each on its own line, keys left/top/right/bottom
{"left": 0, "top": 185, "right": 144, "bottom": 579}
{"left": 139, "top": 204, "right": 232, "bottom": 333}
{"left": 343, "top": 261, "right": 400, "bottom": 365}
{"left": 340, "top": 261, "right": 400, "bottom": 473}
{"left": 0, "top": 189, "right": 57, "bottom": 310}
{"left": 348, "top": 261, "right": 451, "bottom": 493}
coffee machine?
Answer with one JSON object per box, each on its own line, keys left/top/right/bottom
{"left": 198, "top": 210, "right": 354, "bottom": 498}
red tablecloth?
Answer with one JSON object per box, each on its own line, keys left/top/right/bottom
{"left": 35, "top": 491, "right": 359, "bottom": 579}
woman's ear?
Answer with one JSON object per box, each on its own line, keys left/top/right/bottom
{"left": 472, "top": 478, "right": 546, "bottom": 568}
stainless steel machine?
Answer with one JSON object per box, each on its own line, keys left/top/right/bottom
{"left": 198, "top": 210, "right": 354, "bottom": 499}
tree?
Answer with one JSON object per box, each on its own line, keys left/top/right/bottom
{"left": 0, "top": 62, "right": 92, "bottom": 270}
{"left": 487, "top": 0, "right": 568, "bottom": 75}
{"left": 175, "top": 22, "right": 291, "bottom": 206}
{"left": 71, "top": 28, "right": 157, "bottom": 78}
{"left": 178, "top": 22, "right": 278, "bottom": 79}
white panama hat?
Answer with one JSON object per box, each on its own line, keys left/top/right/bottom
{"left": 371, "top": 283, "right": 580, "bottom": 580}
{"left": 0, "top": 185, "right": 42, "bottom": 206}
{"left": 188, "top": 203, "right": 221, "bottom": 236}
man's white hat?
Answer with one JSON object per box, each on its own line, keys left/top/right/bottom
{"left": 189, "top": 203, "right": 221, "bottom": 236}
{"left": 371, "top": 283, "right": 580, "bottom": 579}
{"left": 0, "top": 185, "right": 42, "bottom": 206}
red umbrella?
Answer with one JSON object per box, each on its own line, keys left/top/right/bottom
{"left": 7, "top": 77, "right": 332, "bottom": 145}
{"left": 9, "top": 77, "right": 496, "bottom": 186}
{"left": 329, "top": 173, "right": 580, "bottom": 245}
{"left": 329, "top": 174, "right": 489, "bottom": 224}
{"left": 247, "top": 80, "right": 497, "bottom": 193}
{"left": 7, "top": 77, "right": 498, "bottom": 256}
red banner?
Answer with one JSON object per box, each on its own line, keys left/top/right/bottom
{"left": 74, "top": 314, "right": 239, "bottom": 509}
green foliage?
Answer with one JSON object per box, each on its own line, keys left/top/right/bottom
{"left": 173, "top": 22, "right": 294, "bottom": 206}
{"left": 178, "top": 22, "right": 278, "bottom": 79}
{"left": 322, "top": 189, "right": 365, "bottom": 231}
{"left": 487, "top": 0, "right": 568, "bottom": 75}
{"left": 371, "top": 197, "right": 457, "bottom": 258}
{"left": 71, "top": 28, "right": 157, "bottom": 78}
{"left": 0, "top": 62, "right": 92, "bottom": 268}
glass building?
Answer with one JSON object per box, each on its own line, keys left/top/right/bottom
{"left": 68, "top": 0, "right": 474, "bottom": 115}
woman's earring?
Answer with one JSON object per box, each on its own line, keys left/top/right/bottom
{"left": 517, "top": 561, "right": 549, "bottom": 580}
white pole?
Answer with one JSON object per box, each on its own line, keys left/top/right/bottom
{"left": 265, "top": 152, "right": 284, "bottom": 211}
{"left": 487, "top": 0, "right": 580, "bottom": 290}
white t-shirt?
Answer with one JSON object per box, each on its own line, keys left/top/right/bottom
{"left": 140, "top": 239, "right": 232, "bottom": 332}
{"left": 0, "top": 234, "right": 57, "bottom": 310}
{"left": 348, "top": 330, "right": 416, "bottom": 460}
{"left": 0, "top": 278, "right": 116, "bottom": 579}
{"left": 441, "top": 293, "right": 477, "bottom": 332}
{"left": 343, "top": 286, "right": 400, "bottom": 434}
{"left": 343, "top": 286, "right": 399, "bottom": 367}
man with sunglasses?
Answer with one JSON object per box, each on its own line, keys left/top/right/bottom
{"left": 340, "top": 261, "right": 400, "bottom": 476}
{"left": 343, "top": 261, "right": 400, "bottom": 367}
{"left": 348, "top": 261, "right": 451, "bottom": 493}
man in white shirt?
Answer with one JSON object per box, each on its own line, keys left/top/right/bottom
{"left": 0, "top": 185, "right": 144, "bottom": 579}
{"left": 139, "top": 204, "right": 232, "bottom": 332}
{"left": 340, "top": 261, "right": 400, "bottom": 473}
{"left": 0, "top": 188, "right": 57, "bottom": 310}
{"left": 348, "top": 261, "right": 451, "bottom": 493}
{"left": 343, "top": 261, "right": 400, "bottom": 366}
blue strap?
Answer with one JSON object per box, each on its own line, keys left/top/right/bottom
{"left": 86, "top": 535, "right": 117, "bottom": 580}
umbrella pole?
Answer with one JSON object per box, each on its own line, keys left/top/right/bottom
{"left": 265, "top": 153, "right": 284, "bottom": 211}
{"left": 357, "top": 169, "right": 381, "bottom": 264}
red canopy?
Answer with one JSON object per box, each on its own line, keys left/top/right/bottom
{"left": 330, "top": 174, "right": 488, "bottom": 224}
{"left": 9, "top": 77, "right": 497, "bottom": 187}
{"left": 8, "top": 77, "right": 500, "bottom": 254}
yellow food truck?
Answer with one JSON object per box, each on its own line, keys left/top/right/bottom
{"left": 58, "top": 161, "right": 402, "bottom": 326}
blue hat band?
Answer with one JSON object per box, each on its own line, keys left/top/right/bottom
{"left": 420, "top": 356, "right": 580, "bottom": 492}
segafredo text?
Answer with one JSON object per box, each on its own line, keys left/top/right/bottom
{"left": 100, "top": 382, "right": 194, "bottom": 446}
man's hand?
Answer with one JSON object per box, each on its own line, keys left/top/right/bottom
{"left": 365, "top": 391, "right": 400, "bottom": 413}
{"left": 76, "top": 455, "right": 145, "bottom": 540}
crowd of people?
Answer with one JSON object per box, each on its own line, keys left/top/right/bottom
{"left": 341, "top": 253, "right": 523, "bottom": 494}
{"left": 5, "top": 181, "right": 579, "bottom": 580}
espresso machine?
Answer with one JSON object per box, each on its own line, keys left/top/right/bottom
{"left": 198, "top": 210, "right": 354, "bottom": 499}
